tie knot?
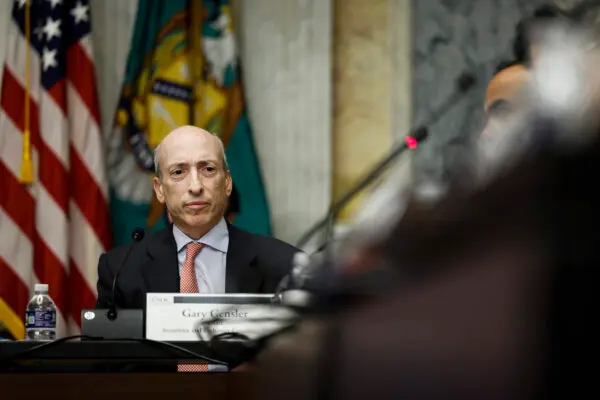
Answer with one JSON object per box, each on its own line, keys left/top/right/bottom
{"left": 186, "top": 242, "right": 204, "bottom": 260}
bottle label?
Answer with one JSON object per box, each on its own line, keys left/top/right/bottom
{"left": 25, "top": 310, "right": 56, "bottom": 329}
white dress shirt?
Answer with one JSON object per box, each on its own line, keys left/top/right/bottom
{"left": 172, "top": 218, "right": 229, "bottom": 293}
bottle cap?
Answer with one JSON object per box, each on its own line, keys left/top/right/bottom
{"left": 34, "top": 283, "right": 48, "bottom": 293}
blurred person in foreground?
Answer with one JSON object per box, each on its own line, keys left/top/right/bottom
{"left": 477, "top": 5, "right": 564, "bottom": 179}
{"left": 96, "top": 126, "right": 299, "bottom": 309}
{"left": 255, "top": 12, "right": 599, "bottom": 399}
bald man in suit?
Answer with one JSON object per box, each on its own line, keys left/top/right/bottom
{"left": 96, "top": 126, "right": 299, "bottom": 309}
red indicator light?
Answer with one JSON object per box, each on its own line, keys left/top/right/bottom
{"left": 405, "top": 136, "right": 418, "bottom": 149}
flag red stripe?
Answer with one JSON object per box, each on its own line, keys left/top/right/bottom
{"left": 0, "top": 164, "right": 69, "bottom": 321}
{"left": 33, "top": 231, "right": 69, "bottom": 320}
{"left": 68, "top": 260, "right": 97, "bottom": 328}
{"left": 0, "top": 257, "right": 30, "bottom": 323}
{"left": 47, "top": 80, "right": 67, "bottom": 115}
{"left": 66, "top": 42, "right": 111, "bottom": 250}
{"left": 0, "top": 69, "right": 69, "bottom": 213}
{"left": 67, "top": 43, "right": 101, "bottom": 125}
{"left": 70, "top": 148, "right": 112, "bottom": 250}
{"left": 0, "top": 68, "right": 41, "bottom": 150}
{"left": 0, "top": 161, "right": 35, "bottom": 240}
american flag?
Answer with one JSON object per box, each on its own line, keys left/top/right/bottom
{"left": 0, "top": 0, "right": 111, "bottom": 339}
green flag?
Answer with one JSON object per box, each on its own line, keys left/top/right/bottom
{"left": 107, "top": 0, "right": 272, "bottom": 247}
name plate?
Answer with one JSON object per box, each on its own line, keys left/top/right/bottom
{"left": 145, "top": 293, "right": 296, "bottom": 342}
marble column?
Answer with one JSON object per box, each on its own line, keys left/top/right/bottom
{"left": 333, "top": 0, "right": 414, "bottom": 224}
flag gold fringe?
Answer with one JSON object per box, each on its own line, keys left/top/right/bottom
{"left": 0, "top": 298, "right": 25, "bottom": 340}
{"left": 19, "top": 0, "right": 33, "bottom": 184}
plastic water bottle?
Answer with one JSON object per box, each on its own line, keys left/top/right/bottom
{"left": 25, "top": 284, "right": 56, "bottom": 341}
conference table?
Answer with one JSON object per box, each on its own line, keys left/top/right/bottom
{"left": 0, "top": 340, "right": 257, "bottom": 399}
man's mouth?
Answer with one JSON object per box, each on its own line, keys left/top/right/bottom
{"left": 184, "top": 201, "right": 209, "bottom": 209}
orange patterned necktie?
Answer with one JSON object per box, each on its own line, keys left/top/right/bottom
{"left": 180, "top": 242, "right": 203, "bottom": 294}
{"left": 178, "top": 242, "right": 208, "bottom": 372}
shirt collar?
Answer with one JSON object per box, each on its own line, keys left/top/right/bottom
{"left": 172, "top": 218, "right": 229, "bottom": 254}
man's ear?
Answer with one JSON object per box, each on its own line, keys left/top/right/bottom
{"left": 153, "top": 176, "right": 165, "bottom": 203}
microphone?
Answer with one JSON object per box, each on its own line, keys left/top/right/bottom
{"left": 320, "top": 127, "right": 429, "bottom": 250}
{"left": 107, "top": 227, "right": 145, "bottom": 321}
{"left": 296, "top": 72, "right": 477, "bottom": 250}
{"left": 295, "top": 127, "right": 428, "bottom": 251}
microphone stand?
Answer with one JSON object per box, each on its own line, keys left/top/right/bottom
{"left": 107, "top": 228, "right": 145, "bottom": 321}
{"left": 296, "top": 72, "right": 477, "bottom": 251}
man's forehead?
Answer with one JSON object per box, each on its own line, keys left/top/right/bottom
{"left": 162, "top": 146, "right": 224, "bottom": 169}
{"left": 164, "top": 149, "right": 221, "bottom": 165}
{"left": 484, "top": 64, "right": 530, "bottom": 113}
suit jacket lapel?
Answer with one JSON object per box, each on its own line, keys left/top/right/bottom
{"left": 225, "top": 224, "right": 262, "bottom": 293}
{"left": 142, "top": 226, "right": 179, "bottom": 294}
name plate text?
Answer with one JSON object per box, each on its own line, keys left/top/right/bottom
{"left": 145, "top": 293, "right": 293, "bottom": 342}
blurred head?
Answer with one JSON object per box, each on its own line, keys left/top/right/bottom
{"left": 480, "top": 3, "right": 560, "bottom": 139}
{"left": 477, "top": 4, "right": 600, "bottom": 178}
{"left": 476, "top": 62, "right": 532, "bottom": 180}
{"left": 153, "top": 126, "right": 232, "bottom": 239}
{"left": 479, "top": 5, "right": 582, "bottom": 158}
{"left": 482, "top": 63, "right": 531, "bottom": 139}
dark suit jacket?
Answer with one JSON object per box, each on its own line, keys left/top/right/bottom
{"left": 96, "top": 223, "right": 299, "bottom": 309}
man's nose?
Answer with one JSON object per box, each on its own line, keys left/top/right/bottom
{"left": 188, "top": 170, "right": 203, "bottom": 193}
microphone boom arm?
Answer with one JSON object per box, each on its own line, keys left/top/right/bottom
{"left": 300, "top": 127, "right": 427, "bottom": 249}
{"left": 296, "top": 72, "right": 476, "bottom": 249}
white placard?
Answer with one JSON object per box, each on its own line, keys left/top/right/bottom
{"left": 145, "top": 293, "right": 297, "bottom": 342}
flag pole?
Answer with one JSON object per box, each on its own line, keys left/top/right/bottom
{"left": 20, "top": 0, "right": 33, "bottom": 184}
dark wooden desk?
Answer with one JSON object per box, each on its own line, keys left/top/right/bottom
{"left": 0, "top": 340, "right": 257, "bottom": 399}
{"left": 0, "top": 372, "right": 255, "bottom": 399}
